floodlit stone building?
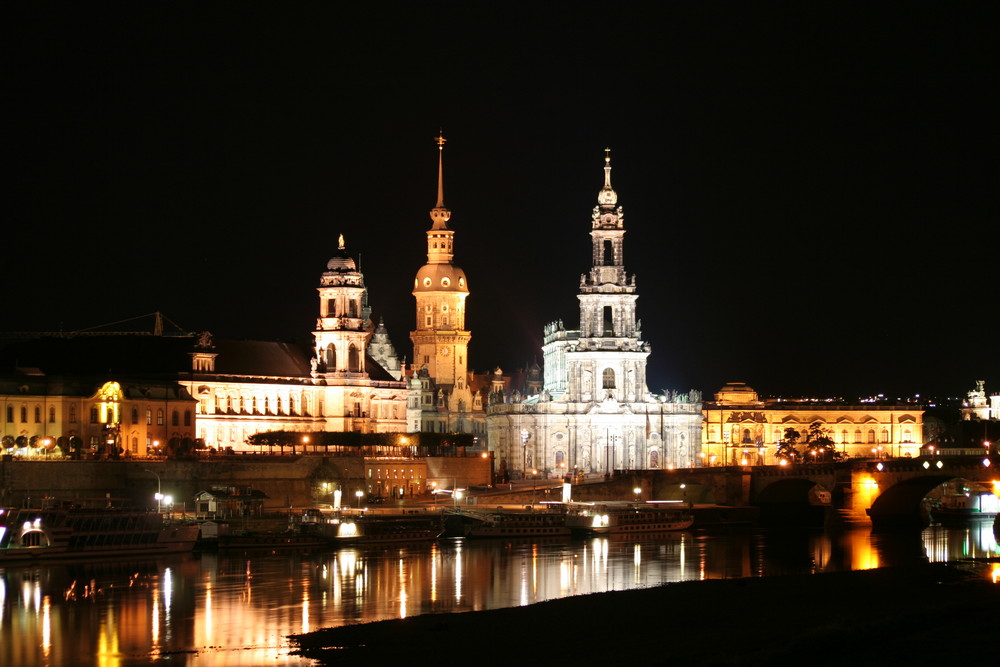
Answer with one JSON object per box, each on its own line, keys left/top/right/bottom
{"left": 408, "top": 134, "right": 489, "bottom": 441}
{"left": 0, "top": 238, "right": 410, "bottom": 457}
{"left": 701, "top": 382, "right": 924, "bottom": 464}
{"left": 486, "top": 151, "right": 703, "bottom": 479}
{"left": 184, "top": 237, "right": 409, "bottom": 449}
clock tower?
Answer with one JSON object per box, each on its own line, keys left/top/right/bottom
{"left": 411, "top": 133, "right": 471, "bottom": 398}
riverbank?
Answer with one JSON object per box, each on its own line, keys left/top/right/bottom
{"left": 290, "top": 561, "right": 998, "bottom": 665}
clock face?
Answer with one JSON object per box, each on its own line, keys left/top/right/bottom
{"left": 440, "top": 347, "right": 450, "bottom": 356}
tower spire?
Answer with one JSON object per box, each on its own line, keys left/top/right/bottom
{"left": 435, "top": 130, "right": 446, "bottom": 208}
{"left": 430, "top": 131, "right": 451, "bottom": 230}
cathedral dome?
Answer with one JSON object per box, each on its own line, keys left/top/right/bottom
{"left": 326, "top": 254, "right": 357, "bottom": 271}
{"left": 326, "top": 235, "right": 357, "bottom": 272}
{"left": 413, "top": 263, "right": 469, "bottom": 293}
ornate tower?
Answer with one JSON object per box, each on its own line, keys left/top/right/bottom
{"left": 564, "top": 150, "right": 650, "bottom": 403}
{"left": 313, "top": 235, "right": 371, "bottom": 376}
{"left": 411, "top": 133, "right": 471, "bottom": 394}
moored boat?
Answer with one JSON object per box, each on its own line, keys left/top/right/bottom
{"left": 0, "top": 506, "right": 200, "bottom": 562}
{"left": 566, "top": 503, "right": 693, "bottom": 536}
{"left": 458, "top": 508, "right": 571, "bottom": 539}
{"left": 333, "top": 512, "right": 443, "bottom": 544}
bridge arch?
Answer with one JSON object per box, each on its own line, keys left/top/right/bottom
{"left": 754, "top": 478, "right": 833, "bottom": 525}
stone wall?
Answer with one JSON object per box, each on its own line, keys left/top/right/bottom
{"left": 0, "top": 454, "right": 496, "bottom": 511}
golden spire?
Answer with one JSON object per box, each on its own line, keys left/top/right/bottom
{"left": 435, "top": 130, "right": 447, "bottom": 208}
{"left": 429, "top": 131, "right": 452, "bottom": 229}
{"left": 338, "top": 233, "right": 345, "bottom": 250}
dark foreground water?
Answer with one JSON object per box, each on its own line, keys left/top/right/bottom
{"left": 2, "top": 522, "right": 997, "bottom": 666}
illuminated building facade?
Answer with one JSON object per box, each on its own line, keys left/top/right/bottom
{"left": 184, "top": 238, "right": 408, "bottom": 449}
{"left": 0, "top": 373, "right": 195, "bottom": 458}
{"left": 702, "top": 382, "right": 924, "bottom": 465}
{"left": 409, "top": 134, "right": 488, "bottom": 439}
{"left": 486, "top": 152, "right": 703, "bottom": 478}
{"left": 0, "top": 238, "right": 409, "bottom": 457}
{"left": 961, "top": 380, "right": 1000, "bottom": 421}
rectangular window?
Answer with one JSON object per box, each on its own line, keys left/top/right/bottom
{"left": 146, "top": 409, "right": 152, "bottom": 425}
{"left": 5, "top": 406, "right": 12, "bottom": 422}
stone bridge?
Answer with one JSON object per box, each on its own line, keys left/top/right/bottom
{"left": 612, "top": 455, "right": 999, "bottom": 528}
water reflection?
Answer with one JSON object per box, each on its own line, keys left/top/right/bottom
{"left": 1, "top": 523, "right": 996, "bottom": 666}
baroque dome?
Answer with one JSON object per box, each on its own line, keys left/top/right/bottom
{"left": 413, "top": 263, "right": 468, "bottom": 293}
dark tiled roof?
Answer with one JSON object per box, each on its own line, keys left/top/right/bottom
{"left": 211, "top": 339, "right": 311, "bottom": 377}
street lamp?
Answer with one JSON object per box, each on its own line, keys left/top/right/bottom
{"left": 164, "top": 495, "right": 174, "bottom": 519}
{"left": 531, "top": 469, "right": 538, "bottom": 504}
{"left": 633, "top": 486, "right": 641, "bottom": 504}
{"left": 302, "top": 435, "right": 309, "bottom": 454}
{"left": 143, "top": 468, "right": 162, "bottom": 514}
{"left": 355, "top": 490, "right": 364, "bottom": 509}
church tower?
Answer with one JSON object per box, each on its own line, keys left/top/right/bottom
{"left": 313, "top": 234, "right": 371, "bottom": 376}
{"left": 411, "top": 133, "right": 471, "bottom": 395}
{"left": 563, "top": 149, "right": 650, "bottom": 403}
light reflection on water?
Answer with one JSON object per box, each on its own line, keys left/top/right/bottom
{"left": 1, "top": 523, "right": 996, "bottom": 667}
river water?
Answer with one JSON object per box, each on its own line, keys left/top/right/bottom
{"left": 2, "top": 522, "right": 997, "bottom": 666}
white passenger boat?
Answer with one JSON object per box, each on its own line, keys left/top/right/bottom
{"left": 566, "top": 504, "right": 693, "bottom": 536}
{"left": 0, "top": 506, "right": 200, "bottom": 562}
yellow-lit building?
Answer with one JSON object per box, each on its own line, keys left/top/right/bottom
{"left": 1, "top": 371, "right": 196, "bottom": 458}
{"left": 408, "top": 134, "right": 488, "bottom": 441}
{"left": 0, "top": 237, "right": 409, "bottom": 457}
{"left": 702, "top": 382, "right": 924, "bottom": 465}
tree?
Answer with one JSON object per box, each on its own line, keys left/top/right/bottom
{"left": 803, "top": 421, "right": 841, "bottom": 462}
{"left": 775, "top": 427, "right": 800, "bottom": 463}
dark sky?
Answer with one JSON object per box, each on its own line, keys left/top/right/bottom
{"left": 5, "top": 4, "right": 997, "bottom": 400}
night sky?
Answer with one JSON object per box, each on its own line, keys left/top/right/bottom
{"left": 5, "top": 4, "right": 997, "bottom": 400}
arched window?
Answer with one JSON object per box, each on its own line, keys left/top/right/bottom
{"left": 602, "top": 368, "right": 616, "bottom": 389}
{"left": 603, "top": 306, "right": 614, "bottom": 336}
{"left": 20, "top": 407, "right": 27, "bottom": 423}
{"left": 34, "top": 406, "right": 41, "bottom": 423}
{"left": 603, "top": 239, "right": 614, "bottom": 265}
{"left": 132, "top": 408, "right": 139, "bottom": 424}
{"left": 880, "top": 429, "right": 889, "bottom": 443}
{"left": 49, "top": 406, "right": 56, "bottom": 423}
{"left": 742, "top": 428, "right": 752, "bottom": 444}
{"left": 157, "top": 409, "right": 164, "bottom": 425}
{"left": 841, "top": 429, "right": 848, "bottom": 443}
{"left": 867, "top": 429, "right": 875, "bottom": 444}
{"left": 555, "top": 450, "right": 565, "bottom": 468}
{"left": 854, "top": 429, "right": 862, "bottom": 443}
{"left": 171, "top": 410, "right": 179, "bottom": 426}
{"left": 348, "top": 345, "right": 361, "bottom": 372}
{"left": 276, "top": 397, "right": 283, "bottom": 414}
{"left": 326, "top": 344, "right": 336, "bottom": 369}
{"left": 903, "top": 428, "right": 912, "bottom": 442}
{"left": 649, "top": 450, "right": 659, "bottom": 468}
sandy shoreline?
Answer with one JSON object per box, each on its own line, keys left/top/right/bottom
{"left": 290, "top": 562, "right": 998, "bottom": 665}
